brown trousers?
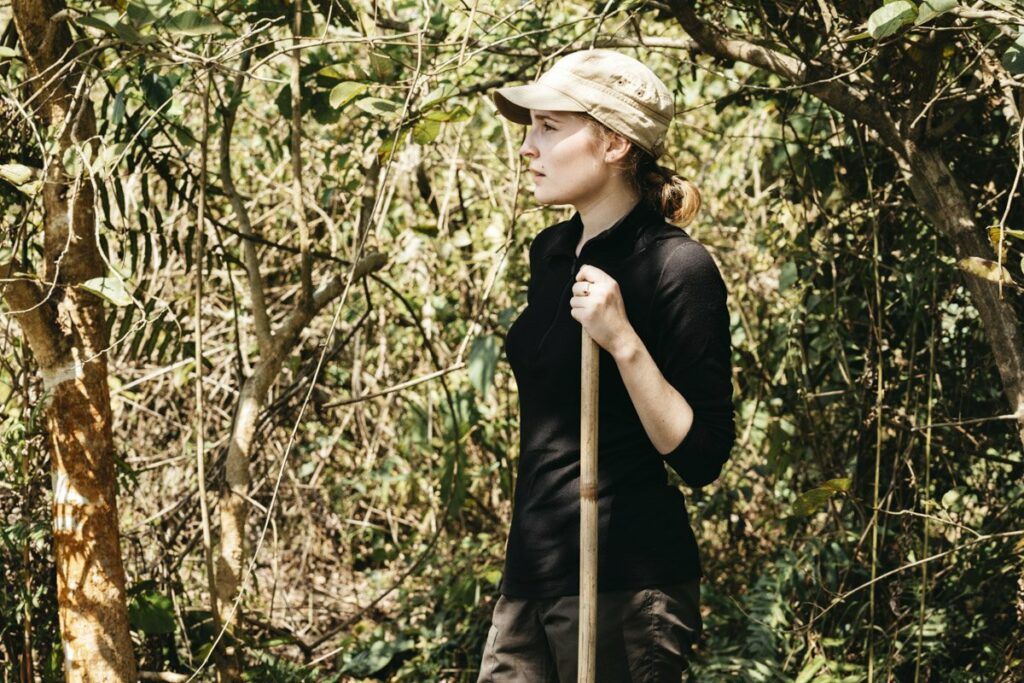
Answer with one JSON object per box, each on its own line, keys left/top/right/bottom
{"left": 476, "top": 579, "right": 702, "bottom": 683}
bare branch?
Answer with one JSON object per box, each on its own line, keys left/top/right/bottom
{"left": 291, "top": 0, "right": 313, "bottom": 314}
{"left": 0, "top": 260, "right": 63, "bottom": 369}
{"left": 273, "top": 251, "right": 389, "bottom": 356}
{"left": 900, "top": 28, "right": 948, "bottom": 141}
{"left": 219, "top": 47, "right": 274, "bottom": 356}
{"left": 666, "top": 0, "right": 906, "bottom": 154}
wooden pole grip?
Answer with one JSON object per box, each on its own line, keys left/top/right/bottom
{"left": 578, "top": 329, "right": 600, "bottom": 683}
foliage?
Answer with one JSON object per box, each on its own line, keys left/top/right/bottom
{"left": 2, "top": 0, "right": 1024, "bottom": 679}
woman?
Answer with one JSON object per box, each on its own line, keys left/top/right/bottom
{"left": 478, "top": 49, "right": 736, "bottom": 682}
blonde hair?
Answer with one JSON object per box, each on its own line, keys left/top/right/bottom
{"left": 576, "top": 114, "right": 701, "bottom": 227}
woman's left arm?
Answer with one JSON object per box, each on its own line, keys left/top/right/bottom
{"left": 571, "top": 243, "right": 736, "bottom": 488}
{"left": 609, "top": 331, "right": 695, "bottom": 456}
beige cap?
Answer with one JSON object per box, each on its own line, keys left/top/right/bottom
{"left": 492, "top": 49, "right": 674, "bottom": 159}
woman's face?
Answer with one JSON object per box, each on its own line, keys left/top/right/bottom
{"left": 518, "top": 110, "right": 612, "bottom": 207}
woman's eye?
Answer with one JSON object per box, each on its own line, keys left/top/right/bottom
{"left": 539, "top": 122, "right": 554, "bottom": 132}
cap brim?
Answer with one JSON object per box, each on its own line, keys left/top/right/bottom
{"left": 492, "top": 83, "right": 587, "bottom": 125}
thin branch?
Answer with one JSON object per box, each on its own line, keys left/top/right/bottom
{"left": 291, "top": 0, "right": 313, "bottom": 313}
{"left": 806, "top": 528, "right": 1024, "bottom": 627}
{"left": 322, "top": 362, "right": 468, "bottom": 409}
{"left": 193, "top": 46, "right": 222, "bottom": 657}
{"left": 219, "top": 45, "right": 273, "bottom": 355}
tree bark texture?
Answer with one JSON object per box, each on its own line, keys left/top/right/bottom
{"left": 4, "top": 1, "right": 138, "bottom": 680}
{"left": 214, "top": 358, "right": 280, "bottom": 682}
{"left": 901, "top": 142, "right": 1024, "bottom": 443}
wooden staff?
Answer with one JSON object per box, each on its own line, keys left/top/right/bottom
{"left": 578, "top": 330, "right": 600, "bottom": 683}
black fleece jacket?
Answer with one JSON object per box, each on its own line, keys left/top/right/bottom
{"left": 499, "top": 199, "right": 736, "bottom": 599}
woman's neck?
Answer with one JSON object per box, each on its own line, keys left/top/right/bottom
{"left": 574, "top": 186, "right": 642, "bottom": 256}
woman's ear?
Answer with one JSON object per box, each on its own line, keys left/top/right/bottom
{"left": 603, "top": 132, "right": 632, "bottom": 164}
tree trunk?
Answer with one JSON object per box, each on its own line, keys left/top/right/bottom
{"left": 48, "top": 346, "right": 137, "bottom": 681}
{"left": 901, "top": 141, "right": 1024, "bottom": 445}
{"left": 214, "top": 354, "right": 283, "bottom": 681}
{"left": 212, "top": 253, "right": 386, "bottom": 680}
{"left": 901, "top": 139, "right": 1024, "bottom": 674}
{"left": 4, "top": 1, "right": 138, "bottom": 680}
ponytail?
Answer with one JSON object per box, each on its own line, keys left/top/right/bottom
{"left": 576, "top": 112, "right": 702, "bottom": 228}
{"left": 634, "top": 154, "right": 701, "bottom": 227}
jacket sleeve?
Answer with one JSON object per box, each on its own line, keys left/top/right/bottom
{"left": 648, "top": 241, "right": 736, "bottom": 489}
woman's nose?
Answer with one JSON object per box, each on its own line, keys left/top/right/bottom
{"left": 519, "top": 131, "right": 537, "bottom": 158}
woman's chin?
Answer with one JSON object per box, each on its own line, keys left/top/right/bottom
{"left": 530, "top": 188, "right": 558, "bottom": 204}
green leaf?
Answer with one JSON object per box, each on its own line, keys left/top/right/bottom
{"left": 275, "top": 84, "right": 296, "bottom": 119}
{"left": 309, "top": 89, "right": 341, "bottom": 125}
{"left": 0, "top": 164, "right": 41, "bottom": 195}
{"left": 126, "top": 2, "right": 158, "bottom": 26}
{"left": 941, "top": 487, "right": 963, "bottom": 510}
{"left": 411, "top": 223, "right": 439, "bottom": 237}
{"left": 129, "top": 590, "right": 176, "bottom": 635}
{"left": 111, "top": 91, "right": 126, "bottom": 127}
{"left": 821, "top": 477, "right": 851, "bottom": 493}
{"left": 957, "top": 256, "right": 1015, "bottom": 285}
{"left": 113, "top": 20, "right": 156, "bottom": 44}
{"left": 468, "top": 335, "right": 499, "bottom": 400}
{"left": 354, "top": 97, "right": 403, "bottom": 118}
{"left": 1002, "top": 34, "right": 1024, "bottom": 75}
{"left": 792, "top": 487, "right": 835, "bottom": 517}
{"left": 842, "top": 29, "right": 873, "bottom": 42}
{"left": 61, "top": 145, "right": 91, "bottom": 177}
{"left": 92, "top": 143, "right": 128, "bottom": 178}
{"left": 368, "top": 51, "right": 395, "bottom": 82}
{"left": 989, "top": 226, "right": 1024, "bottom": 242}
{"left": 77, "top": 8, "right": 121, "bottom": 33}
{"left": 796, "top": 656, "right": 828, "bottom": 683}
{"left": 412, "top": 117, "right": 441, "bottom": 144}
{"left": 915, "top": 0, "right": 958, "bottom": 25}
{"left": 340, "top": 635, "right": 415, "bottom": 676}
{"left": 778, "top": 261, "right": 798, "bottom": 292}
{"left": 793, "top": 479, "right": 849, "bottom": 517}
{"left": 421, "top": 83, "right": 458, "bottom": 110}
{"left": 164, "top": 10, "right": 226, "bottom": 36}
{"left": 376, "top": 133, "right": 405, "bottom": 165}
{"left": 141, "top": 72, "right": 174, "bottom": 109}
{"left": 868, "top": 1, "right": 918, "bottom": 39}
{"left": 317, "top": 64, "right": 348, "bottom": 80}
{"left": 79, "top": 276, "right": 133, "bottom": 307}
{"left": 0, "top": 46, "right": 19, "bottom": 59}
{"left": 329, "top": 81, "right": 368, "bottom": 109}
{"left": 424, "top": 104, "right": 471, "bottom": 123}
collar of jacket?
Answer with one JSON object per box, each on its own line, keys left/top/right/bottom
{"left": 544, "top": 199, "right": 664, "bottom": 262}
